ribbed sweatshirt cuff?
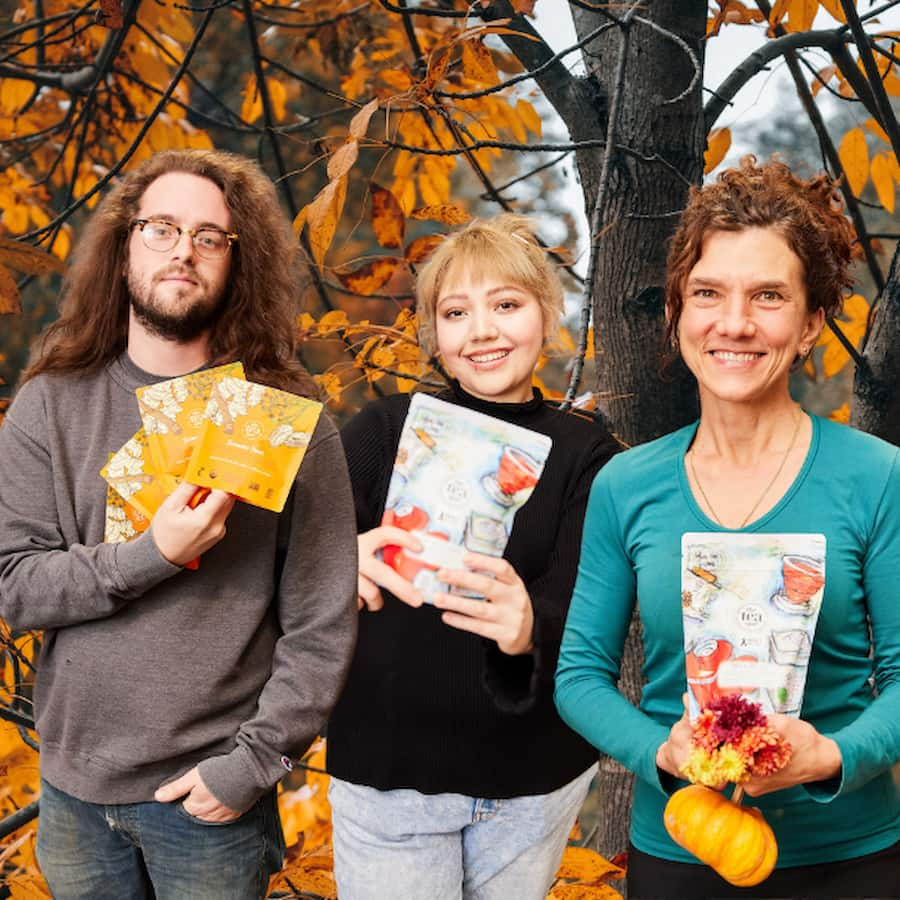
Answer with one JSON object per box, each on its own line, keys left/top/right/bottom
{"left": 114, "top": 530, "right": 181, "bottom": 596}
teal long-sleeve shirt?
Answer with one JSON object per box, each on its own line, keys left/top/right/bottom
{"left": 555, "top": 414, "right": 900, "bottom": 866}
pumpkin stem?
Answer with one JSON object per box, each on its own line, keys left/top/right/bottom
{"left": 731, "top": 785, "right": 745, "bottom": 805}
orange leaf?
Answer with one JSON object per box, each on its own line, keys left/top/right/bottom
{"left": 554, "top": 845, "right": 626, "bottom": 884}
{"left": 327, "top": 140, "right": 359, "bottom": 180}
{"left": 267, "top": 78, "right": 287, "bottom": 122}
{"left": 410, "top": 204, "right": 471, "bottom": 225}
{"left": 811, "top": 64, "right": 836, "bottom": 97}
{"left": 704, "top": 127, "right": 731, "bottom": 174}
{"left": 516, "top": 99, "right": 542, "bottom": 138}
{"left": 380, "top": 69, "right": 414, "bottom": 92}
{"left": 786, "top": 0, "right": 818, "bottom": 32}
{"left": 405, "top": 234, "right": 445, "bottom": 264}
{"left": 370, "top": 182, "right": 405, "bottom": 248}
{"left": 871, "top": 153, "right": 895, "bottom": 212}
{"left": 349, "top": 98, "right": 379, "bottom": 140}
{"left": 0, "top": 265, "right": 19, "bottom": 315}
{"left": 336, "top": 257, "right": 402, "bottom": 295}
{"left": 0, "top": 237, "right": 65, "bottom": 276}
{"left": 307, "top": 176, "right": 347, "bottom": 269}
{"left": 0, "top": 78, "right": 33, "bottom": 114}
{"left": 240, "top": 76, "right": 262, "bottom": 124}
{"left": 461, "top": 39, "right": 499, "bottom": 86}
{"left": 863, "top": 117, "right": 890, "bottom": 144}
{"left": 817, "top": 0, "right": 847, "bottom": 22}
{"left": 548, "top": 884, "right": 624, "bottom": 900}
{"left": 422, "top": 47, "right": 451, "bottom": 92}
{"left": 838, "top": 127, "right": 869, "bottom": 197}
{"left": 316, "top": 372, "right": 343, "bottom": 402}
{"left": 817, "top": 293, "right": 869, "bottom": 377}
{"left": 7, "top": 873, "right": 52, "bottom": 899}
{"left": 317, "top": 309, "right": 350, "bottom": 333}
{"left": 829, "top": 402, "right": 850, "bottom": 423}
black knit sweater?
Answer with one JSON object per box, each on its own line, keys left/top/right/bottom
{"left": 328, "top": 383, "right": 621, "bottom": 797}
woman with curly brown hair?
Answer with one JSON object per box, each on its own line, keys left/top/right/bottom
{"left": 556, "top": 157, "right": 900, "bottom": 898}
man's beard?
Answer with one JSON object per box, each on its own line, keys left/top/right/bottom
{"left": 127, "top": 264, "right": 226, "bottom": 343}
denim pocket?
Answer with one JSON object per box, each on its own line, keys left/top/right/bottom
{"left": 174, "top": 800, "right": 257, "bottom": 827}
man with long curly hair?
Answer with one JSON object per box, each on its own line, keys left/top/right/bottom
{"left": 0, "top": 150, "right": 358, "bottom": 899}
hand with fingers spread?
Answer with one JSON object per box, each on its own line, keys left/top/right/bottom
{"left": 433, "top": 552, "right": 534, "bottom": 655}
{"left": 151, "top": 481, "right": 236, "bottom": 567}
{"left": 357, "top": 525, "right": 425, "bottom": 611}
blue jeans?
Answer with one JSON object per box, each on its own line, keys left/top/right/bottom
{"left": 36, "top": 778, "right": 284, "bottom": 900}
{"left": 329, "top": 764, "right": 597, "bottom": 900}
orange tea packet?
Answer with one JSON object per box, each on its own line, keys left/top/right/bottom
{"left": 101, "top": 429, "right": 171, "bottom": 521}
{"left": 136, "top": 362, "right": 245, "bottom": 479}
{"left": 184, "top": 376, "right": 322, "bottom": 513}
{"left": 104, "top": 481, "right": 150, "bottom": 544}
{"left": 101, "top": 438, "right": 201, "bottom": 569}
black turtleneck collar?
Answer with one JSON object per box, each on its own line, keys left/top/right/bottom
{"left": 440, "top": 379, "right": 545, "bottom": 418}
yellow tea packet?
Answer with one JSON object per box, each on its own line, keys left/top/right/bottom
{"left": 136, "top": 362, "right": 245, "bottom": 479}
{"left": 184, "top": 376, "right": 322, "bottom": 512}
{"left": 104, "top": 481, "right": 149, "bottom": 544}
{"left": 101, "top": 429, "right": 170, "bottom": 520}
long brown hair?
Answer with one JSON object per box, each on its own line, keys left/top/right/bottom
{"left": 24, "top": 149, "right": 317, "bottom": 397}
{"left": 663, "top": 156, "right": 858, "bottom": 351}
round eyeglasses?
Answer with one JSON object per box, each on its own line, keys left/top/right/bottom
{"left": 131, "top": 219, "right": 238, "bottom": 259}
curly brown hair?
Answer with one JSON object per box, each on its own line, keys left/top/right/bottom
{"left": 663, "top": 156, "right": 858, "bottom": 350}
{"left": 24, "top": 149, "right": 317, "bottom": 397}
{"left": 415, "top": 214, "right": 564, "bottom": 358}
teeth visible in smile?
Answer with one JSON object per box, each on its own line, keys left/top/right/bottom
{"left": 469, "top": 350, "right": 508, "bottom": 363}
{"left": 712, "top": 351, "right": 761, "bottom": 361}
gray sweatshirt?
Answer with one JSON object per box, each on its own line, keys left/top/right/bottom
{"left": 0, "top": 353, "right": 358, "bottom": 812}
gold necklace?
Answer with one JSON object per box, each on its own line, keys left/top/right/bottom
{"left": 689, "top": 410, "right": 803, "bottom": 529}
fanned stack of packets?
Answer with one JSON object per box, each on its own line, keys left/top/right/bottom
{"left": 102, "top": 362, "right": 322, "bottom": 565}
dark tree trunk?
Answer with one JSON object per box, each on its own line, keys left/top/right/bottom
{"left": 853, "top": 243, "right": 900, "bottom": 445}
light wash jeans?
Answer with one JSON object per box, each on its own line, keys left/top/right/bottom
{"left": 329, "top": 764, "right": 597, "bottom": 900}
{"left": 36, "top": 777, "right": 284, "bottom": 900}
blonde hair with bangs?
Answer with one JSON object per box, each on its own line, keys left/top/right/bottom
{"left": 415, "top": 214, "right": 564, "bottom": 357}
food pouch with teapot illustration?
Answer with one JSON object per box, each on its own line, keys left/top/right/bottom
{"left": 136, "top": 362, "right": 245, "bottom": 479}
{"left": 379, "top": 393, "right": 552, "bottom": 604}
{"left": 681, "top": 532, "right": 826, "bottom": 720}
{"left": 183, "top": 376, "right": 322, "bottom": 513}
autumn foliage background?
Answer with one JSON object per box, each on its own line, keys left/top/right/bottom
{"left": 3, "top": 0, "right": 900, "bottom": 896}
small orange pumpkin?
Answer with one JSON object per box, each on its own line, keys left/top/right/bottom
{"left": 663, "top": 785, "right": 777, "bottom": 887}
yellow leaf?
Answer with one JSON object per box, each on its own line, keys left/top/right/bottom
{"left": 817, "top": 293, "right": 869, "bottom": 377}
{"left": 327, "top": 140, "right": 359, "bottom": 181}
{"left": 50, "top": 227, "right": 71, "bottom": 261}
{"left": 297, "top": 312, "right": 316, "bottom": 332}
{"left": 318, "top": 309, "right": 350, "bottom": 332}
{"left": 871, "top": 153, "right": 895, "bottom": 212}
{"left": 307, "top": 176, "right": 347, "bottom": 269}
{"left": 410, "top": 204, "right": 471, "bottom": 225}
{"left": 838, "top": 127, "right": 869, "bottom": 197}
{"left": 317, "top": 371, "right": 343, "bottom": 402}
{"left": 704, "top": 127, "right": 731, "bottom": 174}
{"left": 268, "top": 78, "right": 287, "bottom": 122}
{"left": 349, "top": 98, "right": 379, "bottom": 140}
{"left": 516, "top": 99, "right": 542, "bottom": 138}
{"left": 370, "top": 182, "right": 405, "bottom": 248}
{"left": 293, "top": 205, "right": 308, "bottom": 236}
{"left": 548, "top": 884, "right": 624, "bottom": 900}
{"left": 0, "top": 265, "right": 20, "bottom": 315}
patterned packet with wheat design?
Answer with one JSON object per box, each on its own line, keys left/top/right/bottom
{"left": 183, "top": 376, "right": 323, "bottom": 512}
{"left": 135, "top": 362, "right": 245, "bottom": 479}
{"left": 101, "top": 429, "right": 172, "bottom": 521}
{"left": 104, "top": 479, "right": 150, "bottom": 544}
